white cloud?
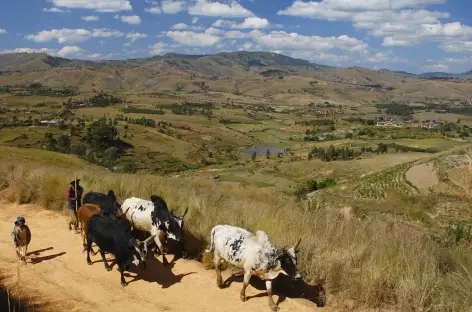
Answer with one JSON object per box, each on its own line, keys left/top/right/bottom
{"left": 212, "top": 20, "right": 235, "bottom": 28}
{"left": 26, "top": 28, "right": 92, "bottom": 43}
{"left": 205, "top": 27, "right": 225, "bottom": 36}
{"left": 278, "top": 0, "right": 472, "bottom": 49}
{"left": 188, "top": 0, "right": 254, "bottom": 18}
{"left": 88, "top": 53, "right": 102, "bottom": 59}
{"left": 1, "top": 47, "right": 51, "bottom": 54}
{"left": 251, "top": 31, "right": 368, "bottom": 54}
{"left": 26, "top": 28, "right": 124, "bottom": 43}
{"left": 92, "top": 28, "right": 124, "bottom": 38}
{"left": 423, "top": 64, "right": 450, "bottom": 72}
{"left": 51, "top": 0, "right": 132, "bottom": 12}
{"left": 365, "top": 51, "right": 408, "bottom": 63}
{"left": 55, "top": 45, "right": 84, "bottom": 57}
{"left": 214, "top": 17, "right": 270, "bottom": 29}
{"left": 124, "top": 42, "right": 133, "bottom": 47}
{"left": 171, "top": 23, "right": 204, "bottom": 31}
{"left": 162, "top": 0, "right": 186, "bottom": 14}
{"left": 166, "top": 30, "right": 221, "bottom": 47}
{"left": 145, "top": 0, "right": 158, "bottom": 5}
{"left": 145, "top": 7, "right": 161, "bottom": 14}
{"left": 0, "top": 29, "right": 6, "bottom": 34}
{"left": 42, "top": 7, "right": 68, "bottom": 13}
{"left": 126, "top": 32, "right": 148, "bottom": 42}
{"left": 233, "top": 17, "right": 269, "bottom": 29}
{"left": 290, "top": 50, "right": 351, "bottom": 63}
{"left": 82, "top": 15, "right": 99, "bottom": 21}
{"left": 441, "top": 41, "right": 472, "bottom": 52}
{"left": 225, "top": 30, "right": 250, "bottom": 39}
{"left": 119, "top": 15, "right": 142, "bottom": 25}
{"left": 149, "top": 42, "right": 172, "bottom": 55}
{"left": 171, "top": 23, "right": 191, "bottom": 30}
{"left": 192, "top": 17, "right": 199, "bottom": 24}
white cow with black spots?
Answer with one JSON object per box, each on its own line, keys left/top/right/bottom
{"left": 206, "top": 224, "right": 302, "bottom": 312}
{"left": 120, "top": 195, "right": 187, "bottom": 265}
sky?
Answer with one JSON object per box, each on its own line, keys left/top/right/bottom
{"left": 0, "top": 0, "right": 472, "bottom": 74}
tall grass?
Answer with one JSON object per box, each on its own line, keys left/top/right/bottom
{"left": 1, "top": 162, "right": 472, "bottom": 311}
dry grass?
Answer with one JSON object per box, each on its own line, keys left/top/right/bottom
{"left": 1, "top": 161, "right": 472, "bottom": 311}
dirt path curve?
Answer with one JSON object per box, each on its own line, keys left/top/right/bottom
{"left": 0, "top": 202, "right": 321, "bottom": 312}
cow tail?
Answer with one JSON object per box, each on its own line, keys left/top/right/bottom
{"left": 205, "top": 226, "right": 216, "bottom": 253}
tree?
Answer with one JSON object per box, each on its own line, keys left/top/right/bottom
{"left": 43, "top": 132, "right": 57, "bottom": 151}
{"left": 266, "top": 149, "right": 271, "bottom": 159}
{"left": 57, "top": 135, "right": 71, "bottom": 153}
{"left": 71, "top": 141, "right": 87, "bottom": 156}
{"left": 252, "top": 152, "right": 257, "bottom": 161}
{"left": 84, "top": 118, "right": 118, "bottom": 149}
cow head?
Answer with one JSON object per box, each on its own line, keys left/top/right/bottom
{"left": 130, "top": 235, "right": 155, "bottom": 270}
{"left": 166, "top": 207, "right": 188, "bottom": 243}
{"left": 278, "top": 238, "right": 302, "bottom": 281}
{"left": 106, "top": 190, "right": 121, "bottom": 215}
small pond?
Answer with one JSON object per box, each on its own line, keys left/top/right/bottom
{"left": 243, "top": 145, "right": 286, "bottom": 156}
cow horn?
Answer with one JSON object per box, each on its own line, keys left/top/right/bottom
{"left": 182, "top": 207, "right": 188, "bottom": 217}
{"left": 294, "top": 238, "right": 301, "bottom": 252}
{"left": 144, "top": 235, "right": 156, "bottom": 245}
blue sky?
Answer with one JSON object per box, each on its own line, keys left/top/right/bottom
{"left": 0, "top": 0, "right": 472, "bottom": 73}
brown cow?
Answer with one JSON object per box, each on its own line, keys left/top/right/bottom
{"left": 77, "top": 204, "right": 102, "bottom": 253}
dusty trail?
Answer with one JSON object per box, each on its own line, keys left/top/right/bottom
{"left": 0, "top": 202, "right": 321, "bottom": 312}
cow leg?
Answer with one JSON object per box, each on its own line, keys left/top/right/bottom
{"left": 266, "top": 280, "right": 279, "bottom": 311}
{"left": 213, "top": 252, "right": 223, "bottom": 288}
{"left": 118, "top": 263, "right": 127, "bottom": 287}
{"left": 99, "top": 250, "right": 111, "bottom": 271}
{"left": 86, "top": 235, "right": 93, "bottom": 265}
{"left": 240, "top": 270, "right": 252, "bottom": 302}
{"left": 81, "top": 227, "right": 87, "bottom": 253}
{"left": 154, "top": 233, "right": 168, "bottom": 265}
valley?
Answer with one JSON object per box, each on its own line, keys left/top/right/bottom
{"left": 2, "top": 51, "right": 472, "bottom": 311}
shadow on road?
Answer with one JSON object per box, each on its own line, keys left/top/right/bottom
{"left": 30, "top": 252, "right": 66, "bottom": 264}
{"left": 222, "top": 271, "right": 326, "bottom": 307}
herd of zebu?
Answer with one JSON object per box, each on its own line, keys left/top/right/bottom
{"left": 77, "top": 190, "right": 303, "bottom": 312}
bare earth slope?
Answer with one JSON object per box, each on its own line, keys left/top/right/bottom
{"left": 0, "top": 202, "right": 319, "bottom": 312}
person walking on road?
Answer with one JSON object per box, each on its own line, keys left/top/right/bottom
{"left": 66, "top": 179, "right": 83, "bottom": 233}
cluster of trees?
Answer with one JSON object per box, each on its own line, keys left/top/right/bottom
{"left": 89, "top": 92, "right": 121, "bottom": 107}
{"left": 122, "top": 107, "right": 165, "bottom": 115}
{"left": 343, "top": 117, "right": 376, "bottom": 125}
{"left": 127, "top": 117, "right": 156, "bottom": 128}
{"left": 294, "top": 178, "right": 337, "bottom": 199}
{"left": 15, "top": 83, "right": 78, "bottom": 97}
{"left": 296, "top": 119, "right": 334, "bottom": 126}
{"left": 309, "top": 145, "right": 360, "bottom": 162}
{"left": 42, "top": 118, "right": 127, "bottom": 170}
{"left": 171, "top": 102, "right": 213, "bottom": 117}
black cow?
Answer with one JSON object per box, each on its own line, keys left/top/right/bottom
{"left": 86, "top": 214, "right": 154, "bottom": 286}
{"left": 83, "top": 190, "right": 121, "bottom": 217}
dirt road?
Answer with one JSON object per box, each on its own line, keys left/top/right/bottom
{"left": 0, "top": 202, "right": 322, "bottom": 312}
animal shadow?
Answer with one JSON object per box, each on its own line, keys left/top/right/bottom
{"left": 30, "top": 252, "right": 66, "bottom": 264}
{"left": 124, "top": 254, "right": 196, "bottom": 289}
{"left": 223, "top": 272, "right": 326, "bottom": 307}
{"left": 27, "top": 246, "right": 53, "bottom": 256}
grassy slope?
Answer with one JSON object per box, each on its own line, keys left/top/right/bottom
{"left": 1, "top": 148, "right": 472, "bottom": 311}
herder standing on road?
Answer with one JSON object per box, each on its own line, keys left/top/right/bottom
{"left": 66, "top": 178, "right": 84, "bottom": 233}
{"left": 11, "top": 216, "right": 31, "bottom": 265}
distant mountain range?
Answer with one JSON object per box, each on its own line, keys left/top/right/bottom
{"left": 0, "top": 51, "right": 469, "bottom": 79}
{"left": 0, "top": 51, "right": 330, "bottom": 75}
{"left": 381, "top": 69, "right": 472, "bottom": 78}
